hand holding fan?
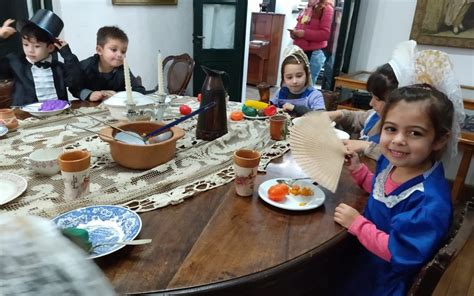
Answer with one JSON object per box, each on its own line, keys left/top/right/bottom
{"left": 289, "top": 112, "right": 346, "bottom": 193}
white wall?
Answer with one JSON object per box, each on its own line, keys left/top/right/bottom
{"left": 275, "top": 0, "right": 300, "bottom": 86}
{"left": 52, "top": 0, "right": 193, "bottom": 91}
{"left": 349, "top": 0, "right": 474, "bottom": 86}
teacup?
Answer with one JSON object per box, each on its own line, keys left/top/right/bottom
{"left": 0, "top": 108, "right": 18, "bottom": 131}
{"left": 24, "top": 148, "right": 62, "bottom": 176}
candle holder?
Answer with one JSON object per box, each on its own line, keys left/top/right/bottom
{"left": 154, "top": 92, "right": 167, "bottom": 103}
{"left": 126, "top": 102, "right": 153, "bottom": 121}
{"left": 154, "top": 101, "right": 169, "bottom": 122}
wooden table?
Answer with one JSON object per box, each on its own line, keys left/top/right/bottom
{"left": 13, "top": 101, "right": 370, "bottom": 294}
{"left": 95, "top": 154, "right": 369, "bottom": 295}
{"left": 333, "top": 71, "right": 372, "bottom": 92}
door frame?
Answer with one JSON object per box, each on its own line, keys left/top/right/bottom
{"left": 192, "top": 0, "right": 248, "bottom": 102}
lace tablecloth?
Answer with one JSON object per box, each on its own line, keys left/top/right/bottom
{"left": 0, "top": 100, "right": 289, "bottom": 218}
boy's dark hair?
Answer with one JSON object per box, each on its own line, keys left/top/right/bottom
{"left": 367, "top": 63, "right": 399, "bottom": 101}
{"left": 382, "top": 83, "right": 453, "bottom": 145}
{"left": 20, "top": 23, "right": 53, "bottom": 44}
{"left": 96, "top": 26, "right": 128, "bottom": 46}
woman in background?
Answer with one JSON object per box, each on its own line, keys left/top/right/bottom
{"left": 290, "top": 0, "right": 334, "bottom": 85}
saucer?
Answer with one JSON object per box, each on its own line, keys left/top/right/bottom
{"left": 0, "top": 173, "right": 28, "bottom": 205}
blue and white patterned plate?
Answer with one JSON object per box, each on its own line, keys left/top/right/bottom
{"left": 52, "top": 205, "right": 142, "bottom": 259}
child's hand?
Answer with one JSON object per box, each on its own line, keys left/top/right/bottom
{"left": 89, "top": 91, "right": 107, "bottom": 102}
{"left": 344, "top": 151, "right": 361, "bottom": 172}
{"left": 54, "top": 38, "right": 68, "bottom": 50}
{"left": 334, "top": 203, "right": 360, "bottom": 229}
{"left": 282, "top": 103, "right": 294, "bottom": 111}
{"left": 325, "top": 110, "right": 343, "bottom": 122}
{"left": 0, "top": 19, "right": 16, "bottom": 39}
{"left": 101, "top": 90, "right": 116, "bottom": 100}
{"left": 343, "top": 139, "right": 369, "bottom": 154}
{"left": 89, "top": 90, "right": 116, "bottom": 102}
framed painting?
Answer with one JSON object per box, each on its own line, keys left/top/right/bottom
{"left": 410, "top": 0, "right": 474, "bottom": 49}
{"left": 112, "top": 0, "right": 177, "bottom": 5}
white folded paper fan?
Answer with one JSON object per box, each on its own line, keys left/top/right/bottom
{"left": 289, "top": 112, "right": 346, "bottom": 193}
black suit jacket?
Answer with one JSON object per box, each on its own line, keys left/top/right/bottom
{"left": 0, "top": 45, "right": 82, "bottom": 106}
{"left": 69, "top": 54, "right": 145, "bottom": 100}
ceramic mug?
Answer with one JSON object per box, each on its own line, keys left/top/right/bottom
{"left": 233, "top": 149, "right": 261, "bottom": 196}
{"left": 269, "top": 115, "right": 288, "bottom": 141}
{"left": 58, "top": 150, "right": 91, "bottom": 200}
{"left": 24, "top": 148, "right": 62, "bottom": 176}
{"left": 0, "top": 108, "right": 18, "bottom": 131}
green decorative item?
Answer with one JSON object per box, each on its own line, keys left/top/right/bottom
{"left": 242, "top": 104, "right": 258, "bottom": 117}
{"left": 61, "top": 227, "right": 92, "bottom": 252}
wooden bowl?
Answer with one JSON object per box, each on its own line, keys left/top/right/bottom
{"left": 99, "top": 121, "right": 185, "bottom": 170}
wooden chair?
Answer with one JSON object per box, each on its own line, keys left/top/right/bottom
{"left": 407, "top": 201, "right": 474, "bottom": 296}
{"left": 0, "top": 79, "right": 13, "bottom": 108}
{"left": 163, "top": 53, "right": 194, "bottom": 95}
{"left": 145, "top": 53, "right": 194, "bottom": 95}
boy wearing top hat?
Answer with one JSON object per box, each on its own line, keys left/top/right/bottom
{"left": 69, "top": 26, "right": 145, "bottom": 102}
{"left": 0, "top": 9, "right": 82, "bottom": 106}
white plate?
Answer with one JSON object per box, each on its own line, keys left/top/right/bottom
{"left": 334, "top": 128, "right": 350, "bottom": 140}
{"left": 292, "top": 117, "right": 336, "bottom": 127}
{"left": 244, "top": 114, "right": 270, "bottom": 120}
{"left": 0, "top": 173, "right": 27, "bottom": 205}
{"left": 52, "top": 205, "right": 142, "bottom": 259}
{"left": 258, "top": 178, "right": 325, "bottom": 211}
{"left": 22, "top": 102, "right": 70, "bottom": 117}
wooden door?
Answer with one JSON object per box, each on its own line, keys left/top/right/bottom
{"left": 192, "top": 0, "right": 247, "bottom": 102}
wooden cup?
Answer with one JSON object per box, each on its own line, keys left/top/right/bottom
{"left": 233, "top": 149, "right": 261, "bottom": 196}
{"left": 58, "top": 150, "right": 91, "bottom": 200}
{"left": 269, "top": 115, "right": 288, "bottom": 141}
{"left": 0, "top": 108, "right": 18, "bottom": 131}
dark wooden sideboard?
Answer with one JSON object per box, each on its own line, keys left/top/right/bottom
{"left": 247, "top": 12, "right": 284, "bottom": 86}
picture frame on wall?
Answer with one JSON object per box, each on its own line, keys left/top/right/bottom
{"left": 112, "top": 0, "right": 177, "bottom": 5}
{"left": 410, "top": 0, "right": 474, "bottom": 49}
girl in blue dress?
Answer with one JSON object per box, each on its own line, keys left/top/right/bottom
{"left": 334, "top": 84, "right": 461, "bottom": 295}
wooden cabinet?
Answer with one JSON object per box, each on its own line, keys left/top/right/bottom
{"left": 247, "top": 12, "right": 284, "bottom": 86}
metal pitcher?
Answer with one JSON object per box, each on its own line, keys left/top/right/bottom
{"left": 196, "top": 65, "right": 228, "bottom": 141}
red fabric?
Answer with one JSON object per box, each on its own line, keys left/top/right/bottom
{"left": 293, "top": 4, "right": 334, "bottom": 51}
{"left": 349, "top": 215, "right": 392, "bottom": 262}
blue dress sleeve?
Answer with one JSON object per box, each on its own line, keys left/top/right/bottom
{"left": 307, "top": 89, "right": 326, "bottom": 110}
{"left": 388, "top": 188, "right": 452, "bottom": 273}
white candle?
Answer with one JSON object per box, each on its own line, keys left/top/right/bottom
{"left": 157, "top": 50, "right": 165, "bottom": 95}
{"left": 123, "top": 58, "right": 134, "bottom": 104}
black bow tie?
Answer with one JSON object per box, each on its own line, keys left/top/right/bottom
{"left": 34, "top": 61, "right": 52, "bottom": 69}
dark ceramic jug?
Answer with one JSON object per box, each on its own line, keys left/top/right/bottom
{"left": 196, "top": 66, "right": 228, "bottom": 141}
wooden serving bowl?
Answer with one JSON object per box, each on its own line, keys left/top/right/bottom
{"left": 99, "top": 121, "right": 185, "bottom": 170}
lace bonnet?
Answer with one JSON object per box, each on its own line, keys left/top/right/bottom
{"left": 282, "top": 45, "right": 313, "bottom": 87}
{"left": 388, "top": 40, "right": 465, "bottom": 159}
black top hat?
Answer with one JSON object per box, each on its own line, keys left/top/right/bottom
{"left": 17, "top": 9, "right": 64, "bottom": 41}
